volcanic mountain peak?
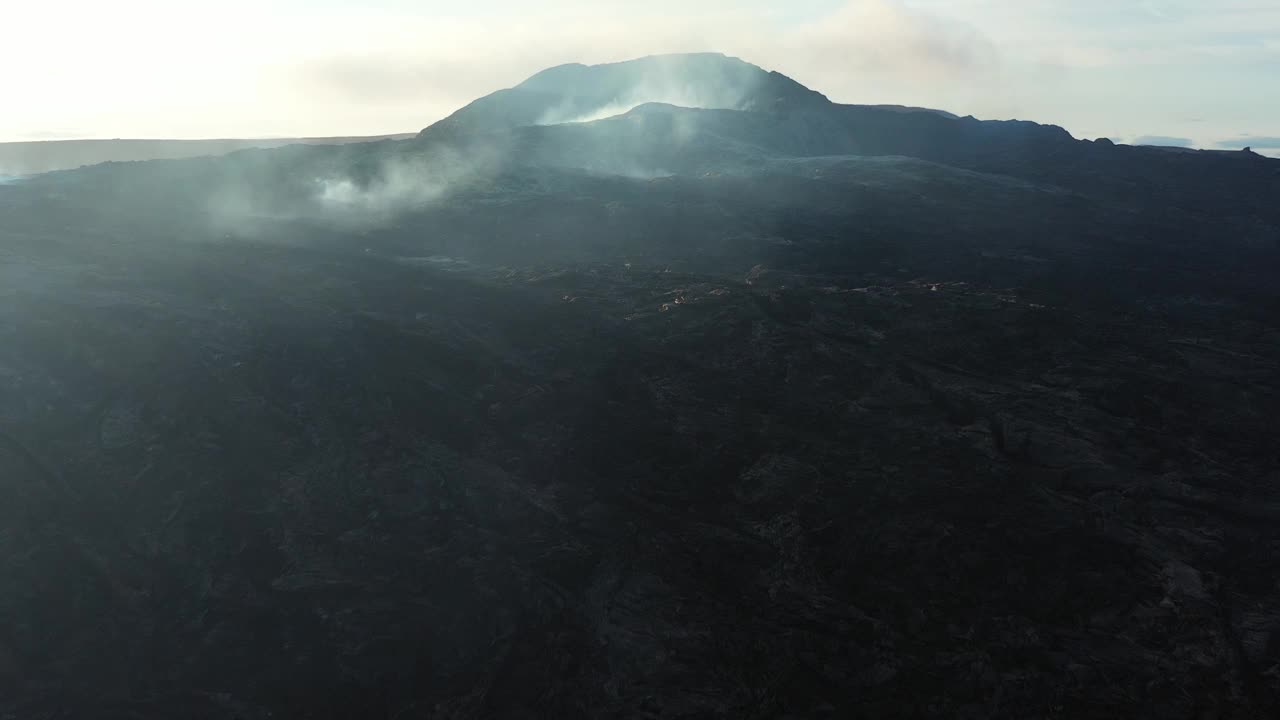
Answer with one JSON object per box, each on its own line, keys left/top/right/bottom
{"left": 515, "top": 52, "right": 824, "bottom": 103}
{"left": 420, "top": 52, "right": 830, "bottom": 137}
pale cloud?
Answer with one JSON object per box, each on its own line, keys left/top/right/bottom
{"left": 1217, "top": 136, "right": 1280, "bottom": 150}
{"left": 903, "top": 0, "right": 1280, "bottom": 71}
{"left": 781, "top": 0, "right": 998, "bottom": 78}
{"left": 1133, "top": 135, "right": 1194, "bottom": 147}
{"left": 0, "top": 1, "right": 1001, "bottom": 139}
{"left": 0, "top": 0, "right": 1276, "bottom": 151}
{"left": 287, "top": 1, "right": 1002, "bottom": 133}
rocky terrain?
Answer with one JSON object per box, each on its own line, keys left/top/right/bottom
{"left": 1, "top": 54, "right": 1278, "bottom": 718}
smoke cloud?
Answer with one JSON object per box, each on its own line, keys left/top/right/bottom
{"left": 204, "top": 134, "right": 511, "bottom": 237}
{"left": 313, "top": 156, "right": 452, "bottom": 217}
{"left": 530, "top": 56, "right": 777, "bottom": 126}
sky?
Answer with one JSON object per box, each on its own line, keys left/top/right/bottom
{"left": 2, "top": 0, "right": 1278, "bottom": 153}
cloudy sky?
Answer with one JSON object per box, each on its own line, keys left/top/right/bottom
{"left": 2, "top": 0, "right": 1277, "bottom": 152}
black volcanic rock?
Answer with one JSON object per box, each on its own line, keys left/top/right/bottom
{"left": 1, "top": 53, "right": 1280, "bottom": 720}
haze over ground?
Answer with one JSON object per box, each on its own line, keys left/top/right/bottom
{"left": 3, "top": 0, "right": 1278, "bottom": 155}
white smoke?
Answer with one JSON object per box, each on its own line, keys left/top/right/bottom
{"left": 535, "top": 74, "right": 758, "bottom": 126}
{"left": 206, "top": 138, "right": 508, "bottom": 237}
{"left": 312, "top": 156, "right": 451, "bottom": 216}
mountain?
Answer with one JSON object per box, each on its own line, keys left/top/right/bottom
{"left": 1, "top": 53, "right": 1279, "bottom": 719}
{"left": 421, "top": 52, "right": 831, "bottom": 136}
{"left": 413, "top": 53, "right": 1277, "bottom": 225}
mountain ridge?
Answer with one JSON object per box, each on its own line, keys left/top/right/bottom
{"left": 0, "top": 134, "right": 415, "bottom": 175}
{"left": 412, "top": 52, "right": 1276, "bottom": 225}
